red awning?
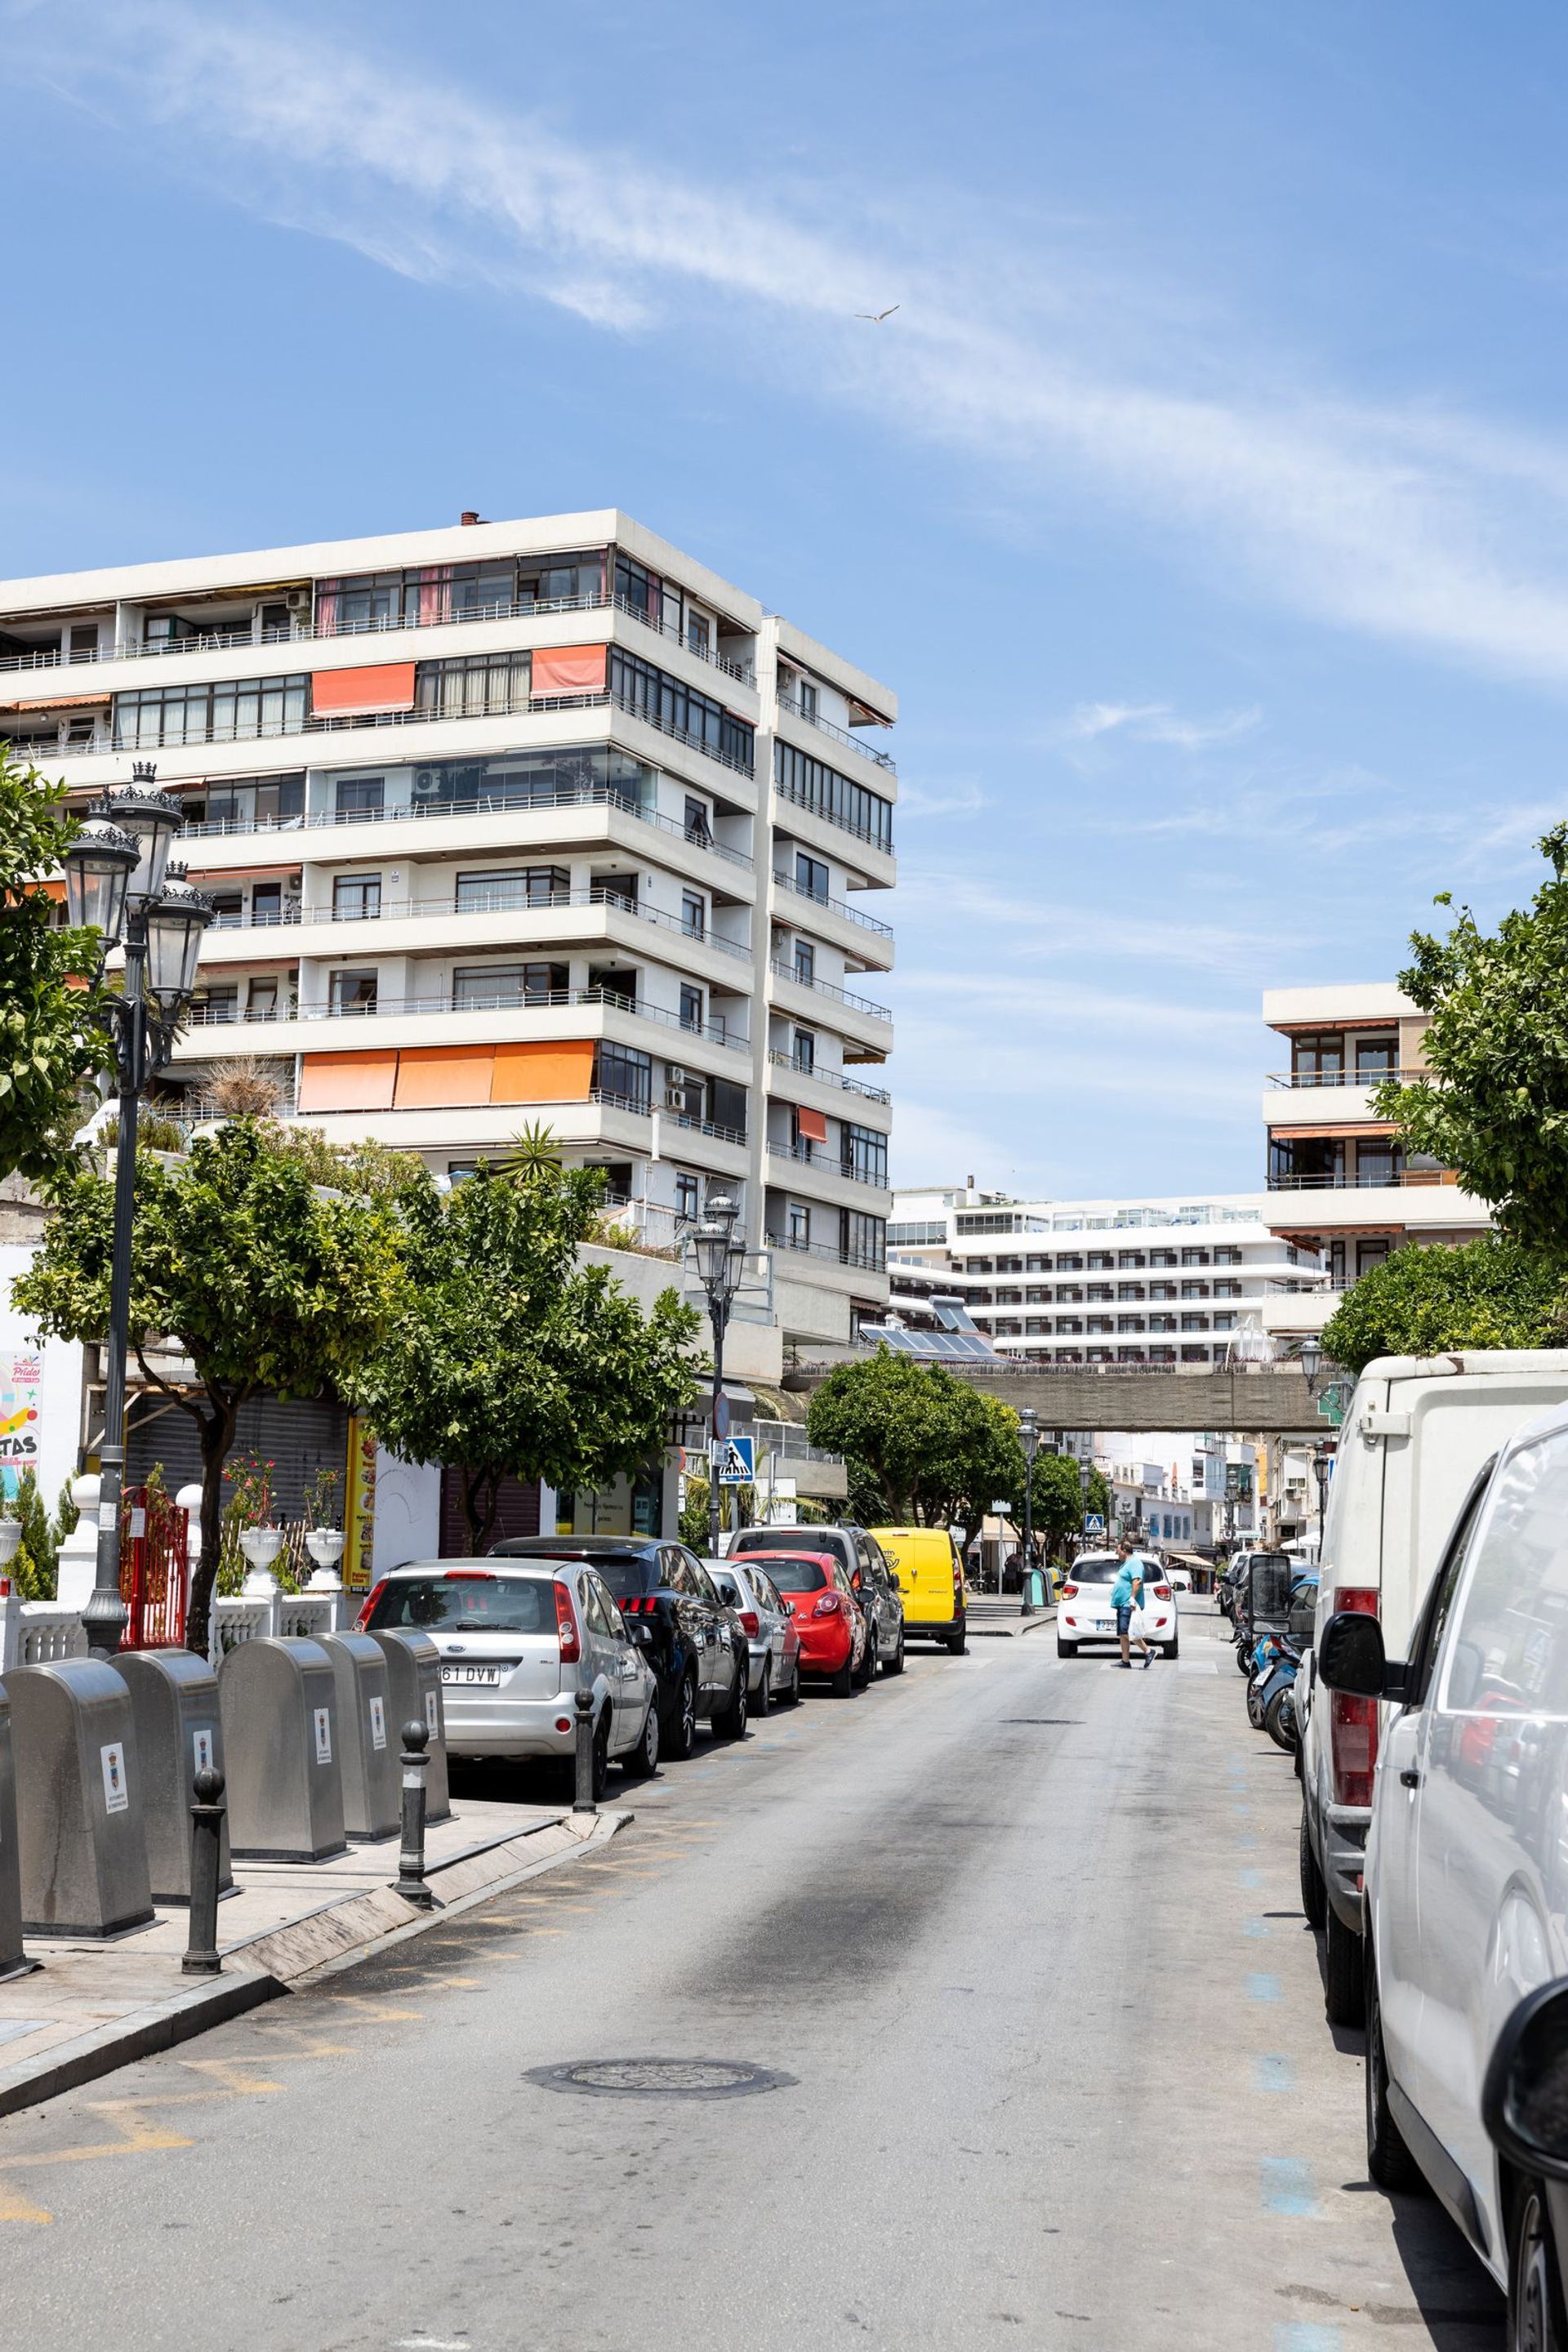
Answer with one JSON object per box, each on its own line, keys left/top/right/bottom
{"left": 532, "top": 644, "right": 606, "bottom": 697}
{"left": 795, "top": 1107, "right": 829, "bottom": 1143}
{"left": 311, "top": 662, "right": 416, "bottom": 718}
{"left": 3, "top": 691, "right": 111, "bottom": 712}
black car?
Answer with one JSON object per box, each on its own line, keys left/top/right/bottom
{"left": 489, "top": 1535, "right": 748, "bottom": 1758}
{"left": 729, "top": 1523, "right": 905, "bottom": 1685}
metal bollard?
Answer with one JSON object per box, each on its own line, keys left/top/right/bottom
{"left": 392, "top": 1720, "right": 439, "bottom": 1909}
{"left": 182, "top": 1766, "right": 226, "bottom": 1977}
{"left": 572, "top": 1686, "right": 597, "bottom": 1816}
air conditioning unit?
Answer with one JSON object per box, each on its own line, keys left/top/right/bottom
{"left": 286, "top": 589, "right": 311, "bottom": 614}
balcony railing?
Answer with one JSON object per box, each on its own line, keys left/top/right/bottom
{"left": 185, "top": 984, "right": 750, "bottom": 1050}
{"left": 765, "top": 1231, "right": 888, "bottom": 1273}
{"left": 0, "top": 588, "right": 756, "bottom": 684}
{"left": 767, "top": 1141, "right": 890, "bottom": 1193}
{"left": 768, "top": 958, "right": 891, "bottom": 1022}
{"left": 30, "top": 686, "right": 755, "bottom": 779}
{"left": 1266, "top": 1170, "right": 1454, "bottom": 1191}
{"left": 203, "top": 884, "right": 753, "bottom": 960}
{"left": 1266, "top": 1067, "right": 1423, "bottom": 1089}
{"left": 768, "top": 871, "right": 894, "bottom": 940}
{"left": 773, "top": 777, "right": 894, "bottom": 857}
{"left": 777, "top": 696, "right": 896, "bottom": 774}
{"left": 766, "top": 1049, "right": 890, "bottom": 1105}
{"left": 181, "top": 778, "right": 754, "bottom": 877}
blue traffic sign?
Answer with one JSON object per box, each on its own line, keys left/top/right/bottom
{"left": 718, "top": 1437, "right": 755, "bottom": 1486}
{"left": 1082, "top": 1512, "right": 1106, "bottom": 1534}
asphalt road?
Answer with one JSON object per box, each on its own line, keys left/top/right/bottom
{"left": 2, "top": 1606, "right": 1505, "bottom": 2350}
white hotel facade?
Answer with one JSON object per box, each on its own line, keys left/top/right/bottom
{"left": 1, "top": 511, "right": 896, "bottom": 1355}
{"left": 886, "top": 1186, "right": 1325, "bottom": 1366}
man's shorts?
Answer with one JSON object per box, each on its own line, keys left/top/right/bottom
{"left": 1115, "top": 1604, "right": 1134, "bottom": 1634}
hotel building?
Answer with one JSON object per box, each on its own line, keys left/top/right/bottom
{"left": 0, "top": 511, "right": 897, "bottom": 1357}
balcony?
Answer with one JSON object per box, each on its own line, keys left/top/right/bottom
{"left": 181, "top": 780, "right": 754, "bottom": 877}
{"left": 184, "top": 983, "right": 751, "bottom": 1053}
{"left": 767, "top": 1232, "right": 888, "bottom": 1275}
{"left": 769, "top": 871, "right": 893, "bottom": 940}
{"left": 766, "top": 1049, "right": 890, "bottom": 1105}
{"left": 0, "top": 588, "right": 756, "bottom": 685}
{"left": 1266, "top": 1067, "right": 1423, "bottom": 1089}
{"left": 200, "top": 885, "right": 753, "bottom": 964}
{"left": 767, "top": 1140, "right": 889, "bottom": 1197}
{"left": 1266, "top": 1170, "right": 1456, "bottom": 1192}
{"left": 767, "top": 958, "right": 891, "bottom": 1022}
{"left": 777, "top": 695, "right": 896, "bottom": 775}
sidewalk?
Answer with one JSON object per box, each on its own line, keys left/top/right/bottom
{"left": 963, "top": 1593, "right": 1057, "bottom": 1638}
{"left": 0, "top": 1793, "right": 632, "bottom": 2118}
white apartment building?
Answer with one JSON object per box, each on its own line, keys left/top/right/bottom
{"left": 0, "top": 510, "right": 897, "bottom": 1355}
{"left": 1262, "top": 982, "right": 1490, "bottom": 1335}
{"left": 887, "top": 1185, "right": 1325, "bottom": 1367}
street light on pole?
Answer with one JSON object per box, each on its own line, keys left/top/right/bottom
{"left": 62, "top": 768, "right": 212, "bottom": 1657}
{"left": 1018, "top": 1407, "right": 1040, "bottom": 1615}
{"left": 691, "top": 1193, "right": 745, "bottom": 1558}
{"left": 1078, "top": 1454, "right": 1093, "bottom": 1558}
{"left": 1298, "top": 1334, "right": 1323, "bottom": 1396}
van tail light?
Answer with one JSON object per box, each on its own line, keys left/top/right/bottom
{"left": 1061, "top": 1583, "right": 1079, "bottom": 1600}
{"left": 1330, "top": 1585, "right": 1379, "bottom": 1806}
{"left": 813, "top": 1592, "right": 843, "bottom": 1617}
{"left": 356, "top": 1579, "right": 386, "bottom": 1629}
{"left": 739, "top": 1610, "right": 760, "bottom": 1637}
{"left": 555, "top": 1580, "right": 581, "bottom": 1664}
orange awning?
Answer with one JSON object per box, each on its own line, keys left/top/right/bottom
{"left": 297, "top": 1051, "right": 398, "bottom": 1111}
{"left": 530, "top": 644, "right": 606, "bottom": 697}
{"left": 393, "top": 1047, "right": 497, "bottom": 1110}
{"left": 1268, "top": 1121, "right": 1398, "bottom": 1141}
{"left": 795, "top": 1107, "right": 829, "bottom": 1143}
{"left": 491, "top": 1040, "right": 597, "bottom": 1104}
{"left": 4, "top": 691, "right": 111, "bottom": 713}
{"left": 311, "top": 662, "right": 416, "bottom": 718}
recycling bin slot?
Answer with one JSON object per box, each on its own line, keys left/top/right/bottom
{"left": 115, "top": 1648, "right": 232, "bottom": 1904}
{"left": 9, "top": 1658, "right": 154, "bottom": 1938}
{"left": 318, "top": 1633, "right": 399, "bottom": 1842}
{"left": 368, "top": 1628, "right": 450, "bottom": 1824}
{"left": 217, "top": 1637, "right": 346, "bottom": 1863}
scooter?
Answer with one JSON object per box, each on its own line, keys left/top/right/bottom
{"left": 1254, "top": 1638, "right": 1302, "bottom": 1752}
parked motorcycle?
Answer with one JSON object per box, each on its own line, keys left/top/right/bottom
{"left": 1250, "top": 1633, "right": 1301, "bottom": 1752}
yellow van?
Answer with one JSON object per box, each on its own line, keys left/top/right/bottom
{"left": 871, "top": 1526, "right": 966, "bottom": 1654}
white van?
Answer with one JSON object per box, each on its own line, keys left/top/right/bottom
{"left": 1321, "top": 1399, "right": 1568, "bottom": 2331}
{"left": 1298, "top": 1349, "right": 1568, "bottom": 2025}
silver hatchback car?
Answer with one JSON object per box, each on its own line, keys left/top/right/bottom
{"left": 707, "top": 1557, "right": 802, "bottom": 1714}
{"left": 363, "top": 1557, "right": 659, "bottom": 1797}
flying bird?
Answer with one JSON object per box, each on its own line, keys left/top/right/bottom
{"left": 854, "top": 305, "right": 900, "bottom": 323}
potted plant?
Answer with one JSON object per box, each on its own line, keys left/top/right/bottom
{"left": 227, "top": 1455, "right": 285, "bottom": 1592}
{"left": 302, "top": 1464, "right": 345, "bottom": 1587}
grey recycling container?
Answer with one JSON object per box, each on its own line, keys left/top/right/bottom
{"left": 217, "top": 1636, "right": 346, "bottom": 1863}
{"left": 9, "top": 1658, "right": 154, "bottom": 1937}
{"left": 318, "top": 1633, "right": 399, "bottom": 1842}
{"left": 115, "top": 1647, "right": 233, "bottom": 1904}
{"left": 368, "top": 1627, "right": 451, "bottom": 1824}
{"left": 0, "top": 1677, "right": 35, "bottom": 1977}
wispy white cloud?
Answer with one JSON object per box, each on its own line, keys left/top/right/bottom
{"left": 893, "top": 873, "right": 1301, "bottom": 977}
{"left": 18, "top": 2, "right": 1568, "bottom": 688}
{"left": 1066, "top": 701, "right": 1263, "bottom": 751}
{"left": 895, "top": 781, "right": 991, "bottom": 819}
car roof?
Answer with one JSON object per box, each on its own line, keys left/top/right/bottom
{"left": 490, "top": 1534, "right": 666, "bottom": 1556}
{"left": 737, "top": 1547, "right": 838, "bottom": 1564}
{"left": 385, "top": 1557, "right": 574, "bottom": 1577}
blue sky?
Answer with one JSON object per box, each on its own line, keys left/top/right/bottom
{"left": 7, "top": 0, "right": 1568, "bottom": 1199}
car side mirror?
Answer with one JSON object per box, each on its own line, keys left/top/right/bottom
{"left": 890, "top": 1573, "right": 901, "bottom": 1589}
{"left": 1483, "top": 1978, "right": 1568, "bottom": 2182}
{"left": 1317, "top": 1610, "right": 1408, "bottom": 1702}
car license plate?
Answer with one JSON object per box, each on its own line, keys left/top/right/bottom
{"left": 1093, "top": 1618, "right": 1112, "bottom": 1633}
{"left": 440, "top": 1663, "right": 506, "bottom": 1686}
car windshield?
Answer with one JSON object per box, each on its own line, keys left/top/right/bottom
{"left": 759, "top": 1557, "right": 829, "bottom": 1592}
{"left": 368, "top": 1573, "right": 556, "bottom": 1633}
{"left": 565, "top": 1554, "right": 655, "bottom": 1601}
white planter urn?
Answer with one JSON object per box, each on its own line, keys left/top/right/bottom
{"left": 305, "top": 1527, "right": 346, "bottom": 1588}
{"left": 239, "top": 1524, "right": 286, "bottom": 1593}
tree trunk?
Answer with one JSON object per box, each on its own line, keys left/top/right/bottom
{"left": 185, "top": 1392, "right": 239, "bottom": 1659}
{"left": 462, "top": 1467, "right": 501, "bottom": 1555}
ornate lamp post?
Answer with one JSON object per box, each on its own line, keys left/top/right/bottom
{"left": 691, "top": 1194, "right": 746, "bottom": 1557}
{"left": 1018, "top": 1407, "right": 1040, "bottom": 1614}
{"left": 1078, "top": 1454, "right": 1093, "bottom": 1554}
{"left": 1298, "top": 1334, "right": 1323, "bottom": 1395}
{"left": 62, "top": 768, "right": 213, "bottom": 1655}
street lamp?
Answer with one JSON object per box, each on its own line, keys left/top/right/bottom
{"left": 692, "top": 1193, "right": 745, "bottom": 1557}
{"left": 1018, "top": 1407, "right": 1040, "bottom": 1613}
{"left": 1298, "top": 1334, "right": 1323, "bottom": 1396}
{"left": 61, "top": 768, "right": 212, "bottom": 1655}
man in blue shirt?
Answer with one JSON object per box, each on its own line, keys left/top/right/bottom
{"left": 1111, "top": 1540, "right": 1155, "bottom": 1670}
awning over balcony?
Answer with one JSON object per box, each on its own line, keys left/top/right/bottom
{"left": 3, "top": 690, "right": 111, "bottom": 711}
{"left": 296, "top": 1039, "right": 599, "bottom": 1114}
{"left": 310, "top": 662, "right": 416, "bottom": 717}
{"left": 298, "top": 1049, "right": 398, "bottom": 1111}
{"left": 794, "top": 1107, "right": 829, "bottom": 1143}
{"left": 530, "top": 644, "right": 606, "bottom": 697}
{"left": 1268, "top": 1120, "right": 1398, "bottom": 1140}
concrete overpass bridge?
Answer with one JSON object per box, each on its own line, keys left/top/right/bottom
{"left": 786, "top": 1363, "right": 1325, "bottom": 1437}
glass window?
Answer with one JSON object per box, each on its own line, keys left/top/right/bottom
{"left": 580, "top": 1578, "right": 612, "bottom": 1637}
{"left": 455, "top": 867, "right": 568, "bottom": 912}
{"left": 760, "top": 1556, "right": 829, "bottom": 1592}
{"left": 793, "top": 941, "right": 815, "bottom": 987}
{"left": 329, "top": 970, "right": 378, "bottom": 1014}
{"left": 594, "top": 1043, "right": 652, "bottom": 1111}
{"left": 840, "top": 1209, "right": 887, "bottom": 1270}
{"left": 414, "top": 649, "right": 531, "bottom": 719}
{"left": 794, "top": 853, "right": 830, "bottom": 903}
{"left": 681, "top": 891, "right": 706, "bottom": 938}
{"left": 842, "top": 1124, "right": 888, "bottom": 1187}
{"left": 334, "top": 875, "right": 381, "bottom": 920}
{"left": 1441, "top": 1429, "right": 1568, "bottom": 1717}
{"left": 1406, "top": 1463, "right": 1494, "bottom": 1706}
{"left": 788, "top": 1201, "right": 811, "bottom": 1245}
{"left": 793, "top": 1029, "right": 815, "bottom": 1072}
{"left": 608, "top": 646, "right": 754, "bottom": 772}
{"left": 1356, "top": 1036, "right": 1399, "bottom": 1078}
{"left": 679, "top": 984, "right": 704, "bottom": 1033}
{"left": 336, "top": 774, "right": 385, "bottom": 818}
{"left": 366, "top": 1573, "right": 554, "bottom": 1633}
{"left": 247, "top": 978, "right": 278, "bottom": 1018}
{"left": 452, "top": 964, "right": 566, "bottom": 1008}
{"left": 684, "top": 796, "right": 712, "bottom": 845}
{"left": 773, "top": 740, "right": 893, "bottom": 853}
{"left": 675, "top": 1172, "right": 700, "bottom": 1220}
{"left": 114, "top": 674, "right": 309, "bottom": 751}
{"left": 1292, "top": 1031, "right": 1346, "bottom": 1084}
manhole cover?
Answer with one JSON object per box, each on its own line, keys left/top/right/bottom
{"left": 528, "top": 2057, "right": 795, "bottom": 2100}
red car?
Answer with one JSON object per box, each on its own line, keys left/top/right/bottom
{"left": 742, "top": 1549, "right": 866, "bottom": 1697}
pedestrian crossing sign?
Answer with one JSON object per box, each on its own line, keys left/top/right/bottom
{"left": 1083, "top": 1512, "right": 1106, "bottom": 1534}
{"left": 717, "top": 1437, "right": 755, "bottom": 1486}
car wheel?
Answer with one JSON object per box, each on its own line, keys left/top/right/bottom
{"left": 666, "top": 1669, "right": 698, "bottom": 1762}
{"left": 1165, "top": 1630, "right": 1179, "bottom": 1660}
{"left": 1365, "top": 1944, "right": 1422, "bottom": 2193}
{"left": 752, "top": 1662, "right": 772, "bottom": 1720}
{"left": 1057, "top": 1637, "right": 1077, "bottom": 1659}
{"left": 947, "top": 1632, "right": 967, "bottom": 1655}
{"left": 1298, "top": 1804, "right": 1327, "bottom": 1930}
{"left": 853, "top": 1633, "right": 875, "bottom": 1687}
{"left": 884, "top": 1630, "right": 906, "bottom": 1677}
{"left": 714, "top": 1664, "right": 748, "bottom": 1740}
{"left": 621, "top": 1701, "right": 660, "bottom": 1780}
{"left": 1325, "top": 1905, "right": 1365, "bottom": 2028}
{"left": 1508, "top": 2177, "right": 1568, "bottom": 2352}
{"left": 784, "top": 1659, "right": 802, "bottom": 1705}
{"left": 830, "top": 1658, "right": 853, "bottom": 1698}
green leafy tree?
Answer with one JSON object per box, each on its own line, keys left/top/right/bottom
{"left": 1320, "top": 1232, "right": 1568, "bottom": 1374}
{"left": 357, "top": 1160, "right": 702, "bottom": 1552}
{"left": 0, "top": 748, "right": 110, "bottom": 1184}
{"left": 12, "top": 1120, "right": 409, "bottom": 1654}
{"left": 1031, "top": 1452, "right": 1111, "bottom": 1557}
{"left": 5, "top": 1468, "right": 67, "bottom": 1601}
{"left": 805, "top": 1352, "right": 1010, "bottom": 1546}
{"left": 1379, "top": 826, "right": 1568, "bottom": 1251}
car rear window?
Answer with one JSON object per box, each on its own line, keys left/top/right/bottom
{"left": 1071, "top": 1557, "right": 1120, "bottom": 1584}
{"left": 368, "top": 1574, "right": 556, "bottom": 1633}
{"left": 757, "top": 1557, "right": 829, "bottom": 1592}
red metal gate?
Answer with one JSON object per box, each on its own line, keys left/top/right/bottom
{"left": 119, "top": 1484, "right": 188, "bottom": 1649}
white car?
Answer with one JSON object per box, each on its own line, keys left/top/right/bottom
{"left": 363, "top": 1557, "right": 659, "bottom": 1795}
{"left": 1163, "top": 1563, "right": 1192, "bottom": 1593}
{"left": 1056, "top": 1552, "right": 1179, "bottom": 1659}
